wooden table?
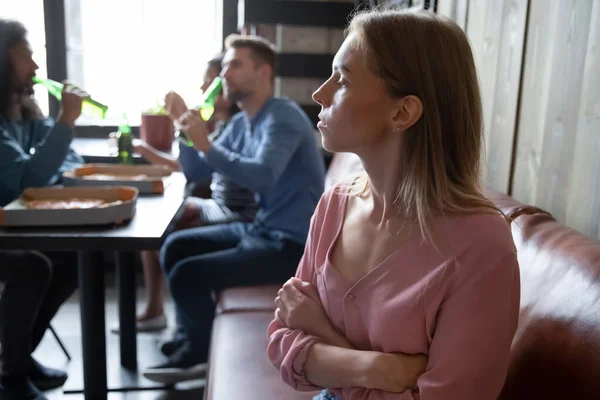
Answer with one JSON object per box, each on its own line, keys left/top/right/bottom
{"left": 0, "top": 173, "right": 187, "bottom": 400}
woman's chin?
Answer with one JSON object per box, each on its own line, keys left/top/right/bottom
{"left": 321, "top": 137, "right": 337, "bottom": 153}
{"left": 321, "top": 136, "right": 351, "bottom": 154}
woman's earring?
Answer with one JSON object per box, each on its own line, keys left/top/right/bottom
{"left": 395, "top": 127, "right": 400, "bottom": 132}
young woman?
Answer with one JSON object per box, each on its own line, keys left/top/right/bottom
{"left": 111, "top": 56, "right": 257, "bottom": 336}
{"left": 268, "top": 8, "right": 520, "bottom": 400}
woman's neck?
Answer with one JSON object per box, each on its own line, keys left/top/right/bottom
{"left": 355, "top": 134, "right": 407, "bottom": 224}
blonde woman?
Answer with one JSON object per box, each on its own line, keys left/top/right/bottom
{"left": 268, "top": 8, "right": 520, "bottom": 400}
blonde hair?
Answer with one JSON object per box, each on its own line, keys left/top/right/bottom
{"left": 346, "top": 7, "right": 506, "bottom": 242}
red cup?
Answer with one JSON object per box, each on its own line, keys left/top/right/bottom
{"left": 139, "top": 114, "right": 175, "bottom": 152}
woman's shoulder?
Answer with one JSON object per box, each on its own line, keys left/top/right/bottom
{"left": 438, "top": 210, "right": 513, "bottom": 246}
{"left": 436, "top": 211, "right": 518, "bottom": 285}
{"left": 434, "top": 211, "right": 515, "bottom": 262}
{"left": 313, "top": 184, "right": 349, "bottom": 222}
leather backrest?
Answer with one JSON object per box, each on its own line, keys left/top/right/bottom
{"left": 499, "top": 211, "right": 600, "bottom": 399}
{"left": 485, "top": 189, "right": 552, "bottom": 220}
{"left": 216, "top": 285, "right": 279, "bottom": 314}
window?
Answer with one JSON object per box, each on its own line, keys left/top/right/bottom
{"left": 0, "top": 0, "right": 50, "bottom": 115}
{"left": 65, "top": 0, "right": 222, "bottom": 126}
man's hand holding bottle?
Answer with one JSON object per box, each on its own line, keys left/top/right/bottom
{"left": 56, "top": 82, "right": 89, "bottom": 128}
{"left": 178, "top": 110, "right": 211, "bottom": 153}
{"left": 164, "top": 91, "right": 188, "bottom": 122}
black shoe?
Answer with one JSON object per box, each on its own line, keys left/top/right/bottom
{"left": 144, "top": 342, "right": 207, "bottom": 385}
{"left": 159, "top": 336, "right": 186, "bottom": 357}
{"left": 0, "top": 376, "right": 48, "bottom": 400}
{"left": 27, "top": 358, "right": 68, "bottom": 391}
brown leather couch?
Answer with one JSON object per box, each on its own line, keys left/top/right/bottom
{"left": 204, "top": 153, "right": 600, "bottom": 399}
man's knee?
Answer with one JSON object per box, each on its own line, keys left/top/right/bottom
{"left": 160, "top": 230, "right": 190, "bottom": 276}
{"left": 181, "top": 197, "right": 199, "bottom": 217}
{"left": 45, "top": 252, "right": 78, "bottom": 287}
{"left": 173, "top": 198, "right": 201, "bottom": 231}
{"left": 0, "top": 251, "right": 55, "bottom": 292}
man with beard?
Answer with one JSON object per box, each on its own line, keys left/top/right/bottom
{"left": 0, "top": 20, "right": 86, "bottom": 207}
{"left": 0, "top": 19, "right": 88, "bottom": 399}
{"left": 143, "top": 35, "right": 326, "bottom": 384}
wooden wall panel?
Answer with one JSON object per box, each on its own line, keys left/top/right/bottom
{"left": 510, "top": 0, "right": 559, "bottom": 205}
{"left": 437, "top": 0, "right": 454, "bottom": 18}
{"left": 437, "top": 0, "right": 469, "bottom": 30}
{"left": 276, "top": 25, "right": 330, "bottom": 54}
{"left": 563, "top": 1, "right": 600, "bottom": 238}
{"left": 275, "top": 77, "right": 323, "bottom": 105}
{"left": 395, "top": 0, "right": 600, "bottom": 238}
{"left": 454, "top": 0, "right": 469, "bottom": 30}
{"left": 466, "top": 0, "right": 528, "bottom": 193}
{"left": 511, "top": 0, "right": 597, "bottom": 235}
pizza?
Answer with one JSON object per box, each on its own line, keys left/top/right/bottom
{"left": 27, "top": 198, "right": 107, "bottom": 210}
{"left": 82, "top": 173, "right": 149, "bottom": 181}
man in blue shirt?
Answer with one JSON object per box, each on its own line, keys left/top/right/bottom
{"left": 0, "top": 19, "right": 87, "bottom": 399}
{"left": 143, "top": 35, "right": 326, "bottom": 384}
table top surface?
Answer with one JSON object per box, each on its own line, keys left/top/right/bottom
{"left": 0, "top": 173, "right": 186, "bottom": 252}
{"left": 71, "top": 137, "right": 179, "bottom": 165}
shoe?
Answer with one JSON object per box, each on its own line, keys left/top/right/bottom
{"left": 159, "top": 336, "right": 186, "bottom": 357}
{"left": 110, "top": 314, "right": 168, "bottom": 334}
{"left": 0, "top": 376, "right": 48, "bottom": 400}
{"left": 28, "top": 357, "right": 67, "bottom": 391}
{"left": 143, "top": 342, "right": 207, "bottom": 385}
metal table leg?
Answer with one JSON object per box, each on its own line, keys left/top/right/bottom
{"left": 116, "top": 251, "right": 137, "bottom": 370}
{"left": 78, "top": 251, "right": 107, "bottom": 400}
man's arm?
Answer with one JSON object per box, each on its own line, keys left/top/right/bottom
{"left": 0, "top": 82, "right": 87, "bottom": 203}
{"left": 134, "top": 140, "right": 179, "bottom": 171}
{"left": 201, "top": 115, "right": 304, "bottom": 195}
{"left": 0, "top": 122, "right": 74, "bottom": 206}
{"left": 177, "top": 142, "right": 214, "bottom": 183}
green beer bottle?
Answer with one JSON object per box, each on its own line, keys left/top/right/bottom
{"left": 33, "top": 76, "right": 109, "bottom": 119}
{"left": 176, "top": 77, "right": 223, "bottom": 147}
{"left": 116, "top": 114, "right": 134, "bottom": 165}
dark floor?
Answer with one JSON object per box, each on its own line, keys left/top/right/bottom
{"left": 36, "top": 287, "right": 205, "bottom": 399}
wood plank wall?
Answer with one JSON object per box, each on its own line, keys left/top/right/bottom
{"left": 513, "top": 0, "right": 599, "bottom": 238}
{"left": 465, "top": 0, "right": 528, "bottom": 193}
{"left": 437, "top": 0, "right": 600, "bottom": 238}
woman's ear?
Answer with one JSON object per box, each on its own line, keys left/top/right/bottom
{"left": 392, "top": 95, "right": 423, "bottom": 131}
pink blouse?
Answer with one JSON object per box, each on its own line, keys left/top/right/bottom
{"left": 267, "top": 187, "right": 520, "bottom": 399}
